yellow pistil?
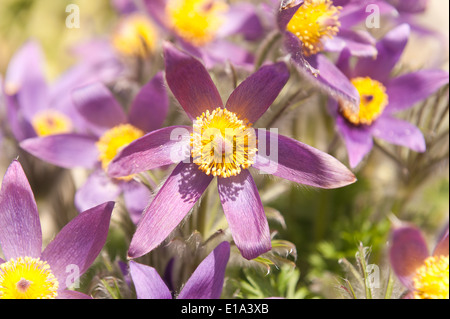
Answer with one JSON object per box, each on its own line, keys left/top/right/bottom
{"left": 340, "top": 77, "right": 389, "bottom": 126}
{"left": 31, "top": 110, "right": 73, "bottom": 137}
{"left": 0, "top": 257, "right": 59, "bottom": 299}
{"left": 286, "top": 0, "right": 341, "bottom": 56}
{"left": 191, "top": 107, "right": 257, "bottom": 178}
{"left": 112, "top": 13, "right": 158, "bottom": 58}
{"left": 166, "top": 0, "right": 228, "bottom": 46}
{"left": 96, "top": 124, "right": 144, "bottom": 176}
{"left": 412, "top": 255, "right": 449, "bottom": 299}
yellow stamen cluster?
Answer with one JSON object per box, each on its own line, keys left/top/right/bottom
{"left": 166, "top": 0, "right": 228, "bottom": 46}
{"left": 191, "top": 107, "right": 257, "bottom": 178}
{"left": 413, "top": 255, "right": 449, "bottom": 299}
{"left": 340, "top": 77, "right": 389, "bottom": 126}
{"left": 112, "top": 13, "right": 158, "bottom": 58}
{"left": 286, "top": 0, "right": 341, "bottom": 56}
{"left": 31, "top": 110, "right": 73, "bottom": 137}
{"left": 96, "top": 124, "right": 144, "bottom": 174}
{"left": 0, "top": 257, "right": 59, "bottom": 299}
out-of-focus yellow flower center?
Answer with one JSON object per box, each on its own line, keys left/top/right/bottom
{"left": 340, "top": 77, "right": 389, "bottom": 125}
{"left": 112, "top": 13, "right": 158, "bottom": 58}
{"left": 0, "top": 257, "right": 58, "bottom": 299}
{"left": 191, "top": 107, "right": 257, "bottom": 178}
{"left": 31, "top": 110, "right": 73, "bottom": 137}
{"left": 166, "top": 0, "right": 228, "bottom": 46}
{"left": 413, "top": 255, "right": 449, "bottom": 299}
{"left": 286, "top": 0, "right": 341, "bottom": 56}
{"left": 96, "top": 124, "right": 144, "bottom": 176}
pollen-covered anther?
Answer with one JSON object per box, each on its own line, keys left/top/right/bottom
{"left": 340, "top": 77, "right": 389, "bottom": 126}
{"left": 191, "top": 107, "right": 257, "bottom": 178}
{"left": 286, "top": 0, "right": 341, "bottom": 56}
{"left": 413, "top": 255, "right": 449, "bottom": 299}
{"left": 0, "top": 257, "right": 59, "bottom": 299}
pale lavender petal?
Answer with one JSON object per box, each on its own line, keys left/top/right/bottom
{"left": 0, "top": 160, "right": 42, "bottom": 260}
{"left": 108, "top": 126, "right": 192, "bottom": 178}
{"left": 3, "top": 92, "right": 37, "bottom": 141}
{"left": 121, "top": 181, "right": 152, "bottom": 225}
{"left": 385, "top": 70, "right": 449, "bottom": 113}
{"left": 57, "top": 290, "right": 92, "bottom": 299}
{"left": 254, "top": 129, "right": 357, "bottom": 187}
{"left": 433, "top": 228, "right": 449, "bottom": 257}
{"left": 217, "top": 3, "right": 263, "bottom": 40}
{"left": 129, "top": 261, "right": 172, "bottom": 299}
{"left": 128, "top": 163, "right": 213, "bottom": 259}
{"left": 370, "top": 116, "right": 426, "bottom": 153}
{"left": 41, "top": 202, "right": 114, "bottom": 290}
{"left": 217, "top": 171, "right": 271, "bottom": 260}
{"left": 72, "top": 82, "right": 127, "bottom": 133}
{"left": 390, "top": 0, "right": 428, "bottom": 13}
{"left": 338, "top": 1, "right": 398, "bottom": 29}
{"left": 355, "top": 24, "right": 410, "bottom": 83}
{"left": 202, "top": 40, "right": 254, "bottom": 69}
{"left": 164, "top": 42, "right": 223, "bottom": 119}
{"left": 144, "top": 0, "right": 169, "bottom": 30}
{"left": 226, "top": 62, "right": 289, "bottom": 123}
{"left": 390, "top": 226, "right": 430, "bottom": 289}
{"left": 74, "top": 170, "right": 122, "bottom": 213}
{"left": 128, "top": 72, "right": 169, "bottom": 132}
{"left": 325, "top": 30, "right": 377, "bottom": 57}
{"left": 20, "top": 134, "right": 99, "bottom": 169}
{"left": 178, "top": 241, "right": 230, "bottom": 299}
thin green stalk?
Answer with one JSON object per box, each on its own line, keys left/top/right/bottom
{"left": 384, "top": 268, "right": 395, "bottom": 299}
{"left": 254, "top": 31, "right": 282, "bottom": 70}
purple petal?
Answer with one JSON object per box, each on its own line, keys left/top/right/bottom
{"left": 355, "top": 24, "right": 410, "bottom": 83}
{"left": 226, "top": 62, "right": 289, "bottom": 124}
{"left": 3, "top": 92, "right": 37, "bottom": 141}
{"left": 0, "top": 160, "right": 42, "bottom": 260}
{"left": 128, "top": 162, "right": 213, "bottom": 259}
{"left": 217, "top": 171, "right": 271, "bottom": 260}
{"left": 338, "top": 1, "right": 398, "bottom": 29}
{"left": 391, "top": 0, "right": 428, "bottom": 13}
{"left": 164, "top": 42, "right": 223, "bottom": 120}
{"left": 389, "top": 226, "right": 430, "bottom": 289}
{"left": 218, "top": 3, "right": 264, "bottom": 40}
{"left": 433, "top": 228, "right": 449, "bottom": 257}
{"left": 121, "top": 180, "right": 152, "bottom": 225}
{"left": 41, "top": 202, "right": 114, "bottom": 290}
{"left": 202, "top": 40, "right": 254, "bottom": 70}
{"left": 20, "top": 134, "right": 99, "bottom": 169}
{"left": 325, "top": 30, "right": 377, "bottom": 57}
{"left": 129, "top": 261, "right": 172, "bottom": 299}
{"left": 74, "top": 169, "right": 122, "bottom": 213}
{"left": 72, "top": 82, "right": 127, "bottom": 133}
{"left": 370, "top": 116, "right": 426, "bottom": 153}
{"left": 276, "top": 1, "right": 303, "bottom": 31}
{"left": 178, "top": 241, "right": 230, "bottom": 299}
{"left": 254, "top": 129, "right": 357, "bottom": 188}
{"left": 385, "top": 70, "right": 449, "bottom": 113}
{"left": 108, "top": 126, "right": 192, "bottom": 178}
{"left": 128, "top": 72, "right": 169, "bottom": 132}
{"left": 57, "top": 290, "right": 92, "bottom": 299}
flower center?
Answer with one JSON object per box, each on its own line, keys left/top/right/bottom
{"left": 31, "top": 110, "right": 73, "bottom": 137}
{"left": 166, "top": 0, "right": 228, "bottom": 46}
{"left": 340, "top": 77, "right": 389, "bottom": 126}
{"left": 112, "top": 13, "right": 158, "bottom": 58}
{"left": 96, "top": 124, "right": 144, "bottom": 174}
{"left": 413, "top": 255, "right": 449, "bottom": 299}
{"left": 286, "top": 0, "right": 341, "bottom": 56}
{"left": 191, "top": 107, "right": 257, "bottom": 178}
{"left": 0, "top": 257, "right": 59, "bottom": 299}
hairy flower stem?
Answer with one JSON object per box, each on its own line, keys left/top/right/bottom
{"left": 254, "top": 31, "right": 282, "bottom": 71}
{"left": 384, "top": 268, "right": 395, "bottom": 299}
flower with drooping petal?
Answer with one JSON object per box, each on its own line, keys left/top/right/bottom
{"left": 389, "top": 224, "right": 449, "bottom": 299}
{"left": 19, "top": 72, "right": 169, "bottom": 223}
{"left": 108, "top": 42, "right": 356, "bottom": 260}
{"left": 129, "top": 241, "right": 230, "bottom": 299}
{"left": 328, "top": 24, "right": 449, "bottom": 168}
{"left": 0, "top": 160, "right": 114, "bottom": 299}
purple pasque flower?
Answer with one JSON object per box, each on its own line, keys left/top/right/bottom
{"left": 0, "top": 160, "right": 114, "bottom": 299}
{"left": 328, "top": 23, "right": 449, "bottom": 168}
{"left": 108, "top": 42, "right": 356, "bottom": 260}
{"left": 277, "top": 0, "right": 398, "bottom": 109}
{"left": 144, "top": 0, "right": 264, "bottom": 69}
{"left": 19, "top": 72, "right": 168, "bottom": 223}
{"left": 2, "top": 40, "right": 121, "bottom": 143}
{"left": 389, "top": 224, "right": 449, "bottom": 299}
{"left": 129, "top": 241, "right": 230, "bottom": 299}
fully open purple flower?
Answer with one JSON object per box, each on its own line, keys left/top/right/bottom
{"left": 0, "top": 160, "right": 114, "bottom": 299}
{"left": 129, "top": 241, "right": 230, "bottom": 299}
{"left": 144, "top": 0, "right": 263, "bottom": 69}
{"left": 389, "top": 224, "right": 449, "bottom": 299}
{"left": 108, "top": 42, "right": 356, "bottom": 260}
{"left": 19, "top": 72, "right": 168, "bottom": 223}
{"left": 328, "top": 24, "right": 449, "bottom": 167}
